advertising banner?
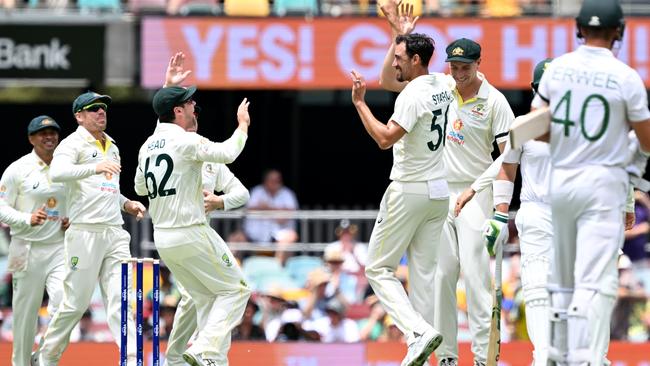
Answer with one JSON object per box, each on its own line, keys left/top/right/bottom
{"left": 2, "top": 341, "right": 649, "bottom": 365}
{"left": 0, "top": 25, "right": 104, "bottom": 85}
{"left": 141, "top": 17, "right": 650, "bottom": 89}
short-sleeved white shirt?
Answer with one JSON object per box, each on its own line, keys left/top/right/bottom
{"left": 389, "top": 73, "right": 454, "bottom": 182}
{"left": 444, "top": 76, "right": 515, "bottom": 183}
{"left": 532, "top": 45, "right": 650, "bottom": 168}
{"left": 503, "top": 141, "right": 551, "bottom": 204}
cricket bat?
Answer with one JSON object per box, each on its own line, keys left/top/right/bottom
{"left": 486, "top": 240, "right": 503, "bottom": 366}
{"left": 509, "top": 106, "right": 551, "bottom": 149}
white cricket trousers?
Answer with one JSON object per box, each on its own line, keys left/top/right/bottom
{"left": 365, "top": 181, "right": 448, "bottom": 345}
{"left": 434, "top": 182, "right": 493, "bottom": 363}
{"left": 10, "top": 239, "right": 65, "bottom": 366}
{"left": 516, "top": 201, "right": 553, "bottom": 366}
{"left": 154, "top": 224, "right": 251, "bottom": 365}
{"left": 550, "top": 166, "right": 625, "bottom": 365}
{"left": 163, "top": 283, "right": 196, "bottom": 366}
{"left": 39, "top": 224, "right": 137, "bottom": 366}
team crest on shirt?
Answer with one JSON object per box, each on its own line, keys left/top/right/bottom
{"left": 470, "top": 104, "right": 487, "bottom": 118}
{"left": 112, "top": 152, "right": 120, "bottom": 162}
{"left": 221, "top": 253, "right": 233, "bottom": 267}
{"left": 206, "top": 164, "right": 213, "bottom": 173}
{"left": 447, "top": 119, "right": 465, "bottom": 146}
{"left": 71, "top": 256, "right": 79, "bottom": 270}
{"left": 47, "top": 197, "right": 57, "bottom": 208}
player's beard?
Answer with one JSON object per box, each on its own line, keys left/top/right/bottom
{"left": 396, "top": 68, "right": 404, "bottom": 82}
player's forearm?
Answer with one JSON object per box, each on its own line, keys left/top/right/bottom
{"left": 134, "top": 168, "right": 149, "bottom": 197}
{"left": 0, "top": 204, "right": 31, "bottom": 228}
{"left": 471, "top": 154, "right": 505, "bottom": 193}
{"left": 221, "top": 181, "right": 250, "bottom": 211}
{"left": 353, "top": 102, "right": 394, "bottom": 150}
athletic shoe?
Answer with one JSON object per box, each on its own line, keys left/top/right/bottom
{"left": 439, "top": 358, "right": 458, "bottom": 366}
{"left": 400, "top": 327, "right": 443, "bottom": 366}
{"left": 182, "top": 349, "right": 220, "bottom": 366}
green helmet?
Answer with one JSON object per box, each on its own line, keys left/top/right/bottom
{"left": 531, "top": 58, "right": 553, "bottom": 94}
{"left": 576, "top": 0, "right": 624, "bottom": 29}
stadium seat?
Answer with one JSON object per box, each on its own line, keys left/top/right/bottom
{"left": 178, "top": 0, "right": 221, "bottom": 15}
{"left": 128, "top": 0, "right": 166, "bottom": 14}
{"left": 77, "top": 0, "right": 121, "bottom": 11}
{"left": 242, "top": 256, "right": 286, "bottom": 290}
{"left": 273, "top": 0, "right": 318, "bottom": 16}
{"left": 376, "top": 0, "right": 422, "bottom": 17}
{"left": 284, "top": 255, "right": 323, "bottom": 287}
{"left": 223, "top": 0, "right": 269, "bottom": 16}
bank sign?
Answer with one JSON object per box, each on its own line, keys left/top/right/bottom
{"left": 141, "top": 17, "right": 650, "bottom": 89}
{"left": 0, "top": 25, "right": 104, "bottom": 84}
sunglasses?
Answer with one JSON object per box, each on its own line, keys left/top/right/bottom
{"left": 82, "top": 103, "right": 108, "bottom": 112}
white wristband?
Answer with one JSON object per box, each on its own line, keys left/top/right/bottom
{"left": 493, "top": 180, "right": 514, "bottom": 206}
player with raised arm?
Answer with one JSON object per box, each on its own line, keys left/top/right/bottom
{"left": 379, "top": 2, "right": 515, "bottom": 365}
{"left": 352, "top": 29, "right": 453, "bottom": 366}
{"left": 134, "top": 52, "right": 252, "bottom": 366}
{"left": 531, "top": 0, "right": 650, "bottom": 364}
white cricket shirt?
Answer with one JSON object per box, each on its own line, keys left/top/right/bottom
{"left": 51, "top": 126, "right": 126, "bottom": 225}
{"left": 444, "top": 75, "right": 514, "bottom": 183}
{"left": 0, "top": 151, "right": 66, "bottom": 243}
{"left": 202, "top": 162, "right": 249, "bottom": 212}
{"left": 503, "top": 140, "right": 551, "bottom": 204}
{"left": 134, "top": 123, "right": 247, "bottom": 230}
{"left": 389, "top": 73, "right": 454, "bottom": 182}
{"left": 533, "top": 45, "right": 650, "bottom": 168}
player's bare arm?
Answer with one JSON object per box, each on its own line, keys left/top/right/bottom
{"left": 351, "top": 70, "right": 406, "bottom": 149}
{"left": 378, "top": 1, "right": 417, "bottom": 92}
{"left": 164, "top": 51, "right": 192, "bottom": 88}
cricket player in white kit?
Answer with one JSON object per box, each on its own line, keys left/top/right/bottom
{"left": 34, "top": 92, "right": 146, "bottom": 366}
{"left": 155, "top": 53, "right": 252, "bottom": 366}
{"left": 135, "top": 84, "right": 251, "bottom": 366}
{"left": 0, "top": 116, "right": 68, "bottom": 366}
{"left": 352, "top": 31, "right": 453, "bottom": 366}
{"left": 532, "top": 0, "right": 650, "bottom": 364}
{"left": 378, "top": 5, "right": 514, "bottom": 364}
{"left": 482, "top": 59, "right": 554, "bottom": 366}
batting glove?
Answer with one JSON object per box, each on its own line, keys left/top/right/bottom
{"left": 483, "top": 212, "right": 509, "bottom": 257}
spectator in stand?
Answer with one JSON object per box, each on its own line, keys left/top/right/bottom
{"left": 70, "top": 308, "right": 102, "bottom": 342}
{"left": 378, "top": 315, "right": 405, "bottom": 342}
{"left": 0, "top": 310, "right": 10, "bottom": 342}
{"left": 244, "top": 169, "right": 299, "bottom": 244}
{"left": 623, "top": 190, "right": 650, "bottom": 267}
{"left": 611, "top": 254, "right": 648, "bottom": 340}
{"left": 274, "top": 306, "right": 320, "bottom": 342}
{"left": 357, "top": 295, "right": 386, "bottom": 341}
{"left": 232, "top": 299, "right": 266, "bottom": 341}
{"left": 159, "top": 297, "right": 177, "bottom": 341}
{"left": 323, "top": 245, "right": 360, "bottom": 304}
{"left": 310, "top": 298, "right": 360, "bottom": 343}
{"left": 258, "top": 287, "right": 290, "bottom": 342}
{"left": 324, "top": 219, "right": 367, "bottom": 275}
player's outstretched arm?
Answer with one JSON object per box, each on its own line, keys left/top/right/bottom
{"left": 351, "top": 70, "right": 405, "bottom": 149}
{"left": 164, "top": 51, "right": 192, "bottom": 88}
{"left": 378, "top": 1, "right": 416, "bottom": 92}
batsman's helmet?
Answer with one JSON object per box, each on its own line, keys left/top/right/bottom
{"left": 576, "top": 0, "right": 625, "bottom": 39}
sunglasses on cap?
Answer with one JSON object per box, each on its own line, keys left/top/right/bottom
{"left": 82, "top": 103, "right": 108, "bottom": 112}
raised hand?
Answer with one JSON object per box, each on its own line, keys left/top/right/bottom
{"left": 397, "top": 2, "right": 419, "bottom": 35}
{"left": 350, "top": 69, "right": 367, "bottom": 105}
{"left": 164, "top": 51, "right": 192, "bottom": 87}
{"left": 237, "top": 98, "right": 251, "bottom": 126}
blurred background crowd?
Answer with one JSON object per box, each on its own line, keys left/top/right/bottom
{"left": 0, "top": 173, "right": 649, "bottom": 345}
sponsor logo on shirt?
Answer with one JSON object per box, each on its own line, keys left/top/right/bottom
{"left": 33, "top": 181, "right": 40, "bottom": 190}
{"left": 47, "top": 197, "right": 57, "bottom": 208}
{"left": 92, "top": 150, "right": 98, "bottom": 158}
{"left": 0, "top": 185, "right": 6, "bottom": 199}
{"left": 447, "top": 119, "right": 465, "bottom": 146}
{"left": 100, "top": 181, "right": 118, "bottom": 194}
{"left": 105, "top": 172, "right": 113, "bottom": 180}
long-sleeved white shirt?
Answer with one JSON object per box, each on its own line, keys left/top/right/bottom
{"left": 51, "top": 126, "right": 128, "bottom": 225}
{"left": 201, "top": 162, "right": 249, "bottom": 212}
{"left": 0, "top": 151, "right": 66, "bottom": 243}
{"left": 134, "top": 122, "right": 247, "bottom": 229}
